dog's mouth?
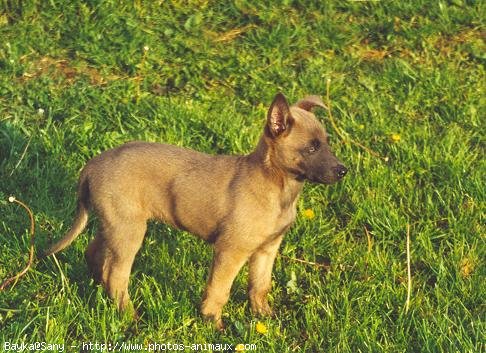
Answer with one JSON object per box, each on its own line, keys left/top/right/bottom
{"left": 311, "top": 176, "right": 336, "bottom": 185}
{"left": 306, "top": 168, "right": 348, "bottom": 185}
{"left": 288, "top": 164, "right": 348, "bottom": 185}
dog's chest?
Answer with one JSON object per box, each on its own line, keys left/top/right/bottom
{"left": 268, "top": 199, "right": 298, "bottom": 238}
{"left": 263, "top": 181, "right": 302, "bottom": 238}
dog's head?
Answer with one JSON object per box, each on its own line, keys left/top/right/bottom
{"left": 265, "top": 93, "right": 347, "bottom": 184}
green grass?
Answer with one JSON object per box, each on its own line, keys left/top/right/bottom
{"left": 0, "top": 1, "right": 484, "bottom": 352}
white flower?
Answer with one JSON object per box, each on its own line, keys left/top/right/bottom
{"left": 143, "top": 46, "right": 149, "bottom": 52}
{"left": 37, "top": 108, "right": 45, "bottom": 115}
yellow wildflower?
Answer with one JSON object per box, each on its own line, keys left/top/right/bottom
{"left": 235, "top": 343, "right": 245, "bottom": 351}
{"left": 255, "top": 321, "right": 268, "bottom": 334}
{"left": 302, "top": 208, "right": 315, "bottom": 220}
{"left": 391, "top": 133, "right": 401, "bottom": 142}
{"left": 460, "top": 257, "right": 475, "bottom": 278}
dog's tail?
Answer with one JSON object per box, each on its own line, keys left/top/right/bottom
{"left": 44, "top": 170, "right": 90, "bottom": 257}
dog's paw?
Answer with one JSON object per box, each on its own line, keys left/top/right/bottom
{"left": 202, "top": 312, "right": 226, "bottom": 331}
{"left": 250, "top": 299, "right": 274, "bottom": 317}
{"left": 214, "top": 318, "right": 226, "bottom": 331}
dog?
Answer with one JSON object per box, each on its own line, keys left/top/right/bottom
{"left": 45, "top": 93, "right": 347, "bottom": 329}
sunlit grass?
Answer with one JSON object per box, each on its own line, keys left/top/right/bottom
{"left": 1, "top": 1, "right": 484, "bottom": 352}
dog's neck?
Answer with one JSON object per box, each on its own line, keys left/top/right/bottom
{"left": 248, "top": 136, "right": 304, "bottom": 196}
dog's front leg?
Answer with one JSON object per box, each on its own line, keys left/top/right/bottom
{"left": 201, "top": 242, "right": 250, "bottom": 330}
{"left": 248, "top": 234, "right": 284, "bottom": 317}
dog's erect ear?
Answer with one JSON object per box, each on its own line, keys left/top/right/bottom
{"left": 295, "top": 95, "right": 328, "bottom": 112}
{"left": 267, "top": 93, "right": 292, "bottom": 138}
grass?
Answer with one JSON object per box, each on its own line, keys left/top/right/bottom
{"left": 0, "top": 0, "right": 484, "bottom": 352}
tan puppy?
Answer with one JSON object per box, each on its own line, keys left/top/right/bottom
{"left": 45, "top": 93, "right": 347, "bottom": 329}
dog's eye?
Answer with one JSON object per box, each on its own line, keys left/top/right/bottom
{"left": 308, "top": 139, "right": 321, "bottom": 153}
{"left": 303, "top": 139, "right": 321, "bottom": 155}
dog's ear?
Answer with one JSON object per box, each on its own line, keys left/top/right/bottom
{"left": 295, "top": 95, "right": 328, "bottom": 112}
{"left": 267, "top": 93, "right": 292, "bottom": 138}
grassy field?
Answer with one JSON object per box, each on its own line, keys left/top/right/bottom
{"left": 0, "top": 1, "right": 484, "bottom": 352}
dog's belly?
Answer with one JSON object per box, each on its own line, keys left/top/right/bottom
{"left": 149, "top": 193, "right": 224, "bottom": 242}
{"left": 148, "top": 176, "right": 234, "bottom": 242}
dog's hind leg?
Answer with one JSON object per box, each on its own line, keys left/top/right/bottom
{"left": 85, "top": 234, "right": 104, "bottom": 284}
{"left": 248, "top": 235, "right": 284, "bottom": 317}
{"left": 88, "top": 221, "right": 146, "bottom": 311}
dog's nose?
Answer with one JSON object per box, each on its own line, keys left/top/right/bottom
{"left": 334, "top": 165, "right": 348, "bottom": 179}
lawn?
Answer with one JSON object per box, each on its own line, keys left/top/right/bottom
{"left": 0, "top": 1, "right": 484, "bottom": 352}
